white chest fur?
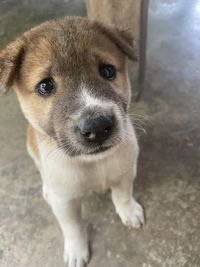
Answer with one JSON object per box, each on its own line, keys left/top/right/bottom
{"left": 39, "top": 129, "right": 138, "bottom": 202}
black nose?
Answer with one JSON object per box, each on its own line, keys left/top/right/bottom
{"left": 79, "top": 115, "right": 114, "bottom": 144}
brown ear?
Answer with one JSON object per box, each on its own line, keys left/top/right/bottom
{"left": 94, "top": 22, "right": 138, "bottom": 61}
{"left": 0, "top": 38, "right": 24, "bottom": 93}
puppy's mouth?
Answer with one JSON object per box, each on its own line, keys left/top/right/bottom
{"left": 85, "top": 144, "right": 112, "bottom": 155}
{"left": 57, "top": 136, "right": 121, "bottom": 157}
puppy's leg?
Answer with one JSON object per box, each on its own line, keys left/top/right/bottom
{"left": 42, "top": 182, "right": 50, "bottom": 204}
{"left": 50, "top": 197, "right": 90, "bottom": 267}
{"left": 111, "top": 172, "right": 144, "bottom": 229}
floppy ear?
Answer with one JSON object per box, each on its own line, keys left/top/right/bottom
{"left": 0, "top": 38, "right": 24, "bottom": 93}
{"left": 94, "top": 22, "right": 138, "bottom": 61}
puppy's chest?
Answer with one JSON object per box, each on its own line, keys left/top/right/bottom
{"left": 40, "top": 148, "right": 131, "bottom": 200}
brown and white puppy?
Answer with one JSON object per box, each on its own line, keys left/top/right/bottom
{"left": 0, "top": 17, "right": 144, "bottom": 267}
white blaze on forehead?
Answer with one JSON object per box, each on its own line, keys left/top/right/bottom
{"left": 79, "top": 86, "right": 123, "bottom": 119}
{"left": 81, "top": 87, "right": 103, "bottom": 107}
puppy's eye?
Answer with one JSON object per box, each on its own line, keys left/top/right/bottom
{"left": 99, "top": 64, "right": 116, "bottom": 81}
{"left": 36, "top": 78, "right": 56, "bottom": 96}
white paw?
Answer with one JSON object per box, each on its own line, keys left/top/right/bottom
{"left": 116, "top": 198, "right": 145, "bottom": 229}
{"left": 63, "top": 239, "right": 90, "bottom": 267}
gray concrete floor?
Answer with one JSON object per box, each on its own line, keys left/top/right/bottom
{"left": 0, "top": 0, "right": 200, "bottom": 266}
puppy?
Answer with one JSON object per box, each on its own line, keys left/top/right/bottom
{"left": 0, "top": 17, "right": 144, "bottom": 267}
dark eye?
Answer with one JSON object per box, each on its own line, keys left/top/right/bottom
{"left": 36, "top": 78, "right": 56, "bottom": 96}
{"left": 99, "top": 64, "right": 116, "bottom": 81}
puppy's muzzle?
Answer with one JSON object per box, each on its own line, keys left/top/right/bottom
{"left": 78, "top": 115, "right": 114, "bottom": 145}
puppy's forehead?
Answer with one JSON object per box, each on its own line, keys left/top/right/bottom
{"left": 23, "top": 18, "right": 124, "bottom": 70}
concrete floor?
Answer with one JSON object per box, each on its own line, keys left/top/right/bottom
{"left": 0, "top": 0, "right": 200, "bottom": 266}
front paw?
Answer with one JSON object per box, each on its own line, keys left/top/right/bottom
{"left": 64, "top": 239, "right": 90, "bottom": 267}
{"left": 116, "top": 198, "right": 145, "bottom": 229}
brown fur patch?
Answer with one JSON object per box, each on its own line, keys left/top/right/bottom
{"left": 27, "top": 124, "right": 40, "bottom": 162}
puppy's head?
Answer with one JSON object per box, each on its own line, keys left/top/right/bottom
{"left": 0, "top": 17, "right": 137, "bottom": 157}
